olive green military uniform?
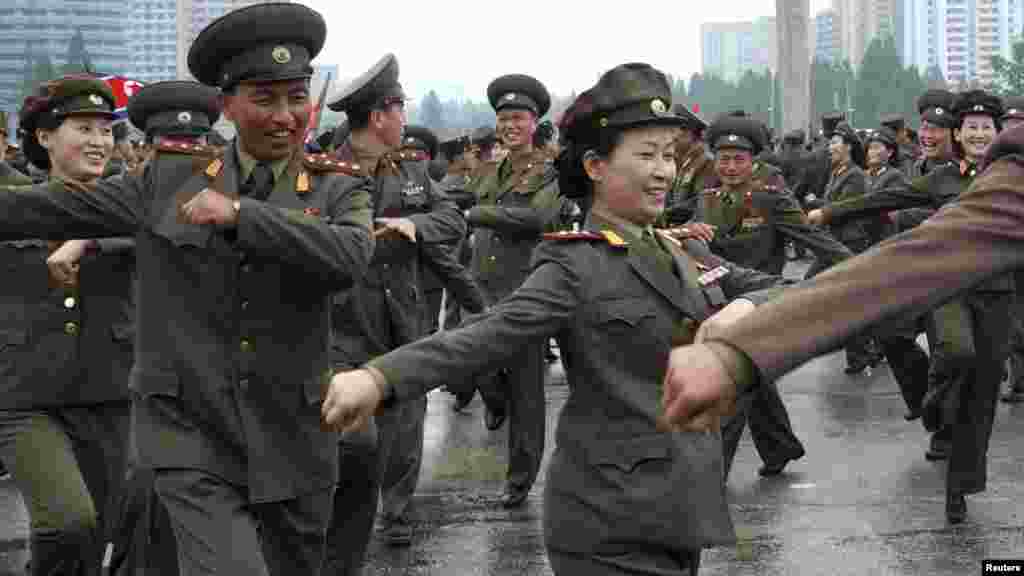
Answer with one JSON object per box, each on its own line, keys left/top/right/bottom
{"left": 662, "top": 145, "right": 714, "bottom": 225}
{"left": 0, "top": 161, "right": 32, "bottom": 186}
{"left": 0, "top": 75, "right": 137, "bottom": 576}
{"left": 0, "top": 6, "right": 377, "bottom": 575}
{"left": 820, "top": 157, "right": 1014, "bottom": 496}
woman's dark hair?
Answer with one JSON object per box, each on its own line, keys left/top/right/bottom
{"left": 556, "top": 125, "right": 626, "bottom": 202}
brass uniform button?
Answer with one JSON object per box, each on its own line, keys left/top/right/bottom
{"left": 240, "top": 339, "right": 251, "bottom": 353}
{"left": 63, "top": 297, "right": 76, "bottom": 309}
{"left": 64, "top": 322, "right": 80, "bottom": 337}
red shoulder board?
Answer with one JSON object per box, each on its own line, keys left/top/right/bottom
{"left": 155, "top": 140, "right": 217, "bottom": 156}
{"left": 542, "top": 230, "right": 605, "bottom": 242}
{"left": 303, "top": 153, "right": 360, "bottom": 176}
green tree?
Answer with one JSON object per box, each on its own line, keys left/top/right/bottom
{"left": 854, "top": 35, "right": 905, "bottom": 128}
{"left": 991, "top": 37, "right": 1024, "bottom": 95}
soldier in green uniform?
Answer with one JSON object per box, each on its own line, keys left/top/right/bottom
{"left": 323, "top": 54, "right": 485, "bottom": 557}
{"left": 0, "top": 75, "right": 136, "bottom": 576}
{"left": 105, "top": 79, "right": 221, "bottom": 576}
{"left": 0, "top": 111, "right": 32, "bottom": 186}
{"left": 661, "top": 104, "right": 711, "bottom": 226}
{"left": 0, "top": 4, "right": 377, "bottom": 573}
{"left": 808, "top": 90, "right": 1012, "bottom": 522}
{"left": 879, "top": 114, "right": 916, "bottom": 177}
{"left": 322, "top": 61, "right": 790, "bottom": 576}
{"left": 679, "top": 115, "right": 851, "bottom": 477}
{"left": 467, "top": 73, "right": 569, "bottom": 509}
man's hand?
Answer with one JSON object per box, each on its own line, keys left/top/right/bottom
{"left": 807, "top": 208, "right": 825, "bottom": 227}
{"left": 373, "top": 217, "right": 417, "bottom": 243}
{"left": 321, "top": 369, "right": 384, "bottom": 434}
{"left": 46, "top": 239, "right": 95, "bottom": 288}
{"left": 695, "top": 298, "right": 756, "bottom": 343}
{"left": 659, "top": 344, "right": 738, "bottom": 433}
{"left": 664, "top": 222, "right": 717, "bottom": 244}
{"left": 180, "top": 188, "right": 237, "bottom": 227}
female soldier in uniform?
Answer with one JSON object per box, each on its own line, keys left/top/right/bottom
{"left": 0, "top": 75, "right": 135, "bottom": 575}
{"left": 322, "top": 62, "right": 789, "bottom": 575}
{"left": 808, "top": 90, "right": 1012, "bottom": 522}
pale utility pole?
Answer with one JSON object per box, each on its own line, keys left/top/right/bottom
{"left": 776, "top": 0, "right": 811, "bottom": 133}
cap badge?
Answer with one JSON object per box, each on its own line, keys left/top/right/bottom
{"left": 177, "top": 111, "right": 192, "bottom": 124}
{"left": 272, "top": 46, "right": 292, "bottom": 65}
{"left": 727, "top": 134, "right": 739, "bottom": 142}
{"left": 972, "top": 104, "right": 985, "bottom": 112}
{"left": 935, "top": 108, "right": 944, "bottom": 116}
{"left": 650, "top": 99, "right": 667, "bottom": 114}
{"left": 504, "top": 93, "right": 516, "bottom": 101}
{"left": 88, "top": 94, "right": 104, "bottom": 106}
{"left": 599, "top": 117, "right": 609, "bottom": 128}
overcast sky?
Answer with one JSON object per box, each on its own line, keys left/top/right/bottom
{"left": 301, "top": 0, "right": 832, "bottom": 102}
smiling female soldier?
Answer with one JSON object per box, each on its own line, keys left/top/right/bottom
{"left": 0, "top": 75, "right": 135, "bottom": 575}
{"left": 321, "top": 63, "right": 791, "bottom": 576}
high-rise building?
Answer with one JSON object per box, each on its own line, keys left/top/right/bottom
{"left": 815, "top": 9, "right": 841, "bottom": 61}
{"left": 901, "top": 0, "right": 1023, "bottom": 86}
{"left": 0, "top": 0, "right": 133, "bottom": 118}
{"left": 175, "top": 0, "right": 284, "bottom": 80}
{"left": 129, "top": 0, "right": 178, "bottom": 84}
{"left": 701, "top": 17, "right": 778, "bottom": 82}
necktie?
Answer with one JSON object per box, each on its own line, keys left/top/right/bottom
{"left": 244, "top": 163, "right": 274, "bottom": 201}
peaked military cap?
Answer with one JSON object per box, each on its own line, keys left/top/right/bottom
{"left": 706, "top": 115, "right": 765, "bottom": 155}
{"left": 401, "top": 125, "right": 439, "bottom": 160}
{"left": 880, "top": 114, "right": 905, "bottom": 131}
{"left": 672, "top": 103, "right": 708, "bottom": 133}
{"left": 1002, "top": 96, "right": 1024, "bottom": 121}
{"left": 18, "top": 74, "right": 117, "bottom": 170}
{"left": 560, "top": 63, "right": 684, "bottom": 141}
{"left": 954, "top": 89, "right": 1003, "bottom": 125}
{"left": 917, "top": 89, "right": 957, "bottom": 128}
{"left": 128, "top": 81, "right": 221, "bottom": 140}
{"left": 439, "top": 135, "right": 471, "bottom": 159}
{"left": 188, "top": 2, "right": 325, "bottom": 89}
{"left": 327, "top": 53, "right": 405, "bottom": 114}
{"left": 487, "top": 74, "right": 550, "bottom": 117}
{"left": 783, "top": 129, "right": 806, "bottom": 144}
{"left": 865, "top": 126, "right": 897, "bottom": 150}
{"left": 832, "top": 122, "right": 865, "bottom": 167}
{"left": 471, "top": 126, "right": 497, "bottom": 145}
{"left": 821, "top": 112, "right": 845, "bottom": 137}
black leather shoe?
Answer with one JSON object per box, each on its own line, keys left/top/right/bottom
{"left": 925, "top": 438, "right": 950, "bottom": 461}
{"left": 904, "top": 406, "right": 922, "bottom": 421}
{"left": 758, "top": 450, "right": 804, "bottom": 477}
{"left": 501, "top": 490, "right": 528, "bottom": 509}
{"left": 484, "top": 406, "right": 506, "bottom": 431}
{"left": 381, "top": 517, "right": 412, "bottom": 547}
{"left": 946, "top": 492, "right": 966, "bottom": 524}
{"left": 452, "top": 391, "right": 474, "bottom": 413}
{"left": 844, "top": 363, "right": 869, "bottom": 375}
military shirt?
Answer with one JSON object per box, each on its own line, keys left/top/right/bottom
{"left": 662, "top": 145, "right": 714, "bottom": 226}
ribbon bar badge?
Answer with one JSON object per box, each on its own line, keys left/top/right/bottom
{"left": 697, "top": 265, "right": 729, "bottom": 286}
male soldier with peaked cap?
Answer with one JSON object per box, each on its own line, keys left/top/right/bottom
{"left": 106, "top": 79, "right": 220, "bottom": 576}
{"left": 400, "top": 124, "right": 439, "bottom": 161}
{"left": 470, "top": 72, "right": 568, "bottom": 510}
{"left": 0, "top": 111, "right": 31, "bottom": 185}
{"left": 0, "top": 4, "right": 376, "bottom": 574}
{"left": 661, "top": 103, "right": 712, "bottom": 225}
{"left": 323, "top": 53, "right": 485, "bottom": 560}
{"left": 679, "top": 115, "right": 852, "bottom": 477}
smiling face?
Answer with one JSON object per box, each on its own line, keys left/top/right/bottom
{"left": 828, "top": 134, "right": 850, "bottom": 167}
{"left": 587, "top": 125, "right": 677, "bottom": 227}
{"left": 496, "top": 108, "right": 537, "bottom": 153}
{"left": 714, "top": 147, "right": 754, "bottom": 188}
{"left": 955, "top": 113, "right": 997, "bottom": 162}
{"left": 918, "top": 120, "right": 953, "bottom": 160}
{"left": 866, "top": 141, "right": 891, "bottom": 169}
{"left": 37, "top": 114, "right": 114, "bottom": 182}
{"left": 223, "top": 78, "right": 311, "bottom": 161}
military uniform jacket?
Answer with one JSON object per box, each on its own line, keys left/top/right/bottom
{"left": 367, "top": 212, "right": 784, "bottom": 554}
{"left": 0, "top": 162, "right": 32, "bottom": 186}
{"left": 694, "top": 179, "right": 852, "bottom": 275}
{"left": 823, "top": 164, "right": 872, "bottom": 252}
{"left": 330, "top": 141, "right": 484, "bottom": 367}
{"left": 824, "top": 160, "right": 1012, "bottom": 293}
{"left": 662, "top": 146, "right": 714, "bottom": 225}
{"left": 0, "top": 141, "right": 375, "bottom": 503}
{"left": 0, "top": 234, "right": 135, "bottom": 409}
{"left": 467, "top": 150, "right": 565, "bottom": 301}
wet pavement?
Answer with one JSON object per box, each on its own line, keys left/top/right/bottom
{"left": 3, "top": 264, "right": 1024, "bottom": 574}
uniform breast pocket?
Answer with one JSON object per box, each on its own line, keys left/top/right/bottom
{"left": 151, "top": 200, "right": 211, "bottom": 249}
{"left": 0, "top": 330, "right": 27, "bottom": 357}
{"left": 587, "top": 434, "right": 676, "bottom": 499}
{"left": 592, "top": 298, "right": 664, "bottom": 343}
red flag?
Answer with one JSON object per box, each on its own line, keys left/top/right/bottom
{"left": 99, "top": 75, "right": 145, "bottom": 121}
{"left": 692, "top": 103, "right": 700, "bottom": 114}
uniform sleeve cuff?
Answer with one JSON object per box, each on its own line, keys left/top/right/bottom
{"left": 363, "top": 364, "right": 395, "bottom": 403}
{"left": 705, "top": 340, "right": 760, "bottom": 397}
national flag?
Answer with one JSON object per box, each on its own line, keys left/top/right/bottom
{"left": 98, "top": 75, "right": 145, "bottom": 122}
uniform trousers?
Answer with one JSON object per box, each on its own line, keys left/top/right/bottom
{"left": 721, "top": 381, "right": 805, "bottom": 478}
{"left": 153, "top": 469, "right": 331, "bottom": 576}
{"left": 377, "top": 395, "right": 427, "bottom": 521}
{"left": 476, "top": 341, "right": 546, "bottom": 495}
{"left": 547, "top": 547, "right": 699, "bottom": 576}
{"left": 0, "top": 402, "right": 130, "bottom": 576}
{"left": 322, "top": 434, "right": 379, "bottom": 576}
{"left": 108, "top": 466, "right": 179, "bottom": 576}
